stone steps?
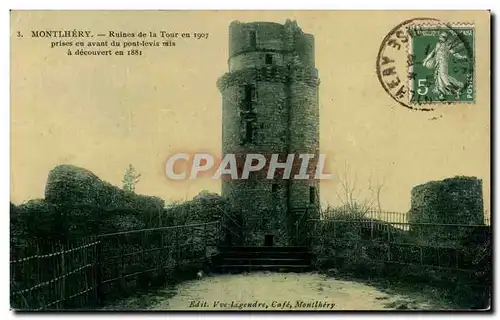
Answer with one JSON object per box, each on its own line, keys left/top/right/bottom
{"left": 213, "top": 246, "right": 312, "bottom": 273}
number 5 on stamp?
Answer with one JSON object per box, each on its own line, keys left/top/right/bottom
{"left": 416, "top": 79, "right": 429, "bottom": 96}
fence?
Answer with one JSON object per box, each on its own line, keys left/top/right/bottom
{"left": 310, "top": 219, "right": 490, "bottom": 269}
{"left": 10, "top": 237, "right": 99, "bottom": 310}
{"left": 320, "top": 208, "right": 491, "bottom": 230}
{"left": 11, "top": 207, "right": 491, "bottom": 309}
{"left": 97, "top": 221, "right": 220, "bottom": 303}
{"left": 10, "top": 220, "right": 221, "bottom": 311}
{"left": 309, "top": 210, "right": 491, "bottom": 307}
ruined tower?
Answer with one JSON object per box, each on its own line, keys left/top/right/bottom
{"left": 217, "top": 20, "right": 320, "bottom": 246}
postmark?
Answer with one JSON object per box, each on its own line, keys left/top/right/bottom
{"left": 376, "top": 18, "right": 475, "bottom": 111}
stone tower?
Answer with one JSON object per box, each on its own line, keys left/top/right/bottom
{"left": 217, "top": 20, "right": 320, "bottom": 246}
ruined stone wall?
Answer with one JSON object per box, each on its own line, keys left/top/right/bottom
{"left": 218, "top": 20, "right": 320, "bottom": 245}
{"left": 408, "top": 176, "right": 485, "bottom": 245}
{"left": 409, "top": 176, "right": 484, "bottom": 225}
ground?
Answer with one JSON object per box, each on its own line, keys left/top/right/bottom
{"left": 102, "top": 271, "right": 455, "bottom": 311}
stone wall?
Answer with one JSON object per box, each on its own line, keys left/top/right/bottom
{"left": 408, "top": 176, "right": 485, "bottom": 245}
{"left": 45, "top": 164, "right": 164, "bottom": 210}
{"left": 409, "top": 176, "right": 484, "bottom": 225}
{"left": 37, "top": 165, "right": 165, "bottom": 240}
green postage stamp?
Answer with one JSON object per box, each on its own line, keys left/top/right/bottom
{"left": 409, "top": 24, "right": 475, "bottom": 104}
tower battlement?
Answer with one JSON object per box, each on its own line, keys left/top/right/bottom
{"left": 227, "top": 20, "right": 316, "bottom": 71}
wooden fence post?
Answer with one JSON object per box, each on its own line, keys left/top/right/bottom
{"left": 82, "top": 239, "right": 89, "bottom": 307}
{"left": 191, "top": 226, "right": 195, "bottom": 260}
{"left": 50, "top": 242, "right": 57, "bottom": 310}
{"left": 387, "top": 227, "right": 391, "bottom": 263}
{"left": 95, "top": 239, "right": 103, "bottom": 306}
{"left": 175, "top": 229, "right": 180, "bottom": 267}
{"left": 216, "top": 221, "right": 221, "bottom": 246}
{"left": 118, "top": 236, "right": 123, "bottom": 278}
{"left": 160, "top": 230, "right": 165, "bottom": 268}
{"left": 141, "top": 231, "right": 145, "bottom": 269}
{"left": 419, "top": 226, "right": 423, "bottom": 266}
{"left": 60, "top": 243, "right": 66, "bottom": 309}
{"left": 35, "top": 242, "right": 40, "bottom": 309}
{"left": 203, "top": 223, "right": 207, "bottom": 251}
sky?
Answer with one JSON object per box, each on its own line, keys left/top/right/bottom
{"left": 10, "top": 11, "right": 490, "bottom": 213}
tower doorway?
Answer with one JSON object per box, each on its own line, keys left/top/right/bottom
{"left": 264, "top": 234, "right": 274, "bottom": 246}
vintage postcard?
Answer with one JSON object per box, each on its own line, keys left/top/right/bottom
{"left": 10, "top": 10, "right": 491, "bottom": 311}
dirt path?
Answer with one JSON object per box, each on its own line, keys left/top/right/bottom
{"left": 106, "top": 271, "right": 453, "bottom": 311}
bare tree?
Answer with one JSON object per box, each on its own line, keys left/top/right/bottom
{"left": 334, "top": 162, "right": 375, "bottom": 216}
{"left": 368, "top": 175, "right": 386, "bottom": 212}
{"left": 122, "top": 164, "right": 141, "bottom": 193}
